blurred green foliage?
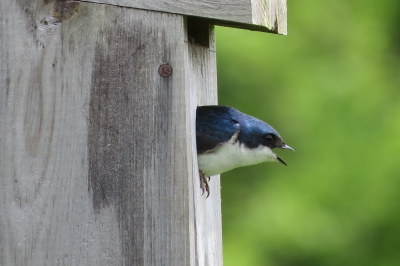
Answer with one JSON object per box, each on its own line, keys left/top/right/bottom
{"left": 216, "top": 0, "right": 400, "bottom": 265}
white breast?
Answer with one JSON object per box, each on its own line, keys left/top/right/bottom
{"left": 198, "top": 142, "right": 277, "bottom": 176}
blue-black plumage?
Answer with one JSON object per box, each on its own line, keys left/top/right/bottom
{"left": 196, "top": 105, "right": 293, "bottom": 196}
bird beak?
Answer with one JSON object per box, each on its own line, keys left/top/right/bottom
{"left": 276, "top": 156, "right": 287, "bottom": 166}
{"left": 281, "top": 144, "right": 295, "bottom": 151}
{"left": 276, "top": 144, "right": 293, "bottom": 166}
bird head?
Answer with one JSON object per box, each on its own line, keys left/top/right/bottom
{"left": 239, "top": 115, "right": 294, "bottom": 166}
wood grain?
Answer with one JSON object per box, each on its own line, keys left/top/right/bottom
{"left": 186, "top": 17, "right": 223, "bottom": 266}
{"left": 79, "top": 0, "right": 287, "bottom": 34}
{"left": 0, "top": 1, "right": 222, "bottom": 265}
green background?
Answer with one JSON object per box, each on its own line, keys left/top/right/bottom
{"left": 216, "top": 1, "right": 400, "bottom": 265}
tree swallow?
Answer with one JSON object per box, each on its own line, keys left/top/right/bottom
{"left": 196, "top": 105, "right": 294, "bottom": 196}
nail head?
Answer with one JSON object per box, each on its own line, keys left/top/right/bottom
{"left": 158, "top": 64, "right": 172, "bottom": 77}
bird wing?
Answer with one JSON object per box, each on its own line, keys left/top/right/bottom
{"left": 196, "top": 107, "right": 240, "bottom": 154}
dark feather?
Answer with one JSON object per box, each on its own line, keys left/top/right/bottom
{"left": 196, "top": 105, "right": 282, "bottom": 153}
{"left": 196, "top": 106, "right": 240, "bottom": 154}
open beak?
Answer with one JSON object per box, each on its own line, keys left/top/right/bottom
{"left": 276, "top": 144, "right": 294, "bottom": 166}
{"left": 281, "top": 144, "right": 295, "bottom": 151}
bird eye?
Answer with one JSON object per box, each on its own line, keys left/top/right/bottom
{"left": 265, "top": 134, "right": 274, "bottom": 140}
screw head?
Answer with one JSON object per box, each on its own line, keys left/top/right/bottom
{"left": 158, "top": 64, "right": 173, "bottom": 77}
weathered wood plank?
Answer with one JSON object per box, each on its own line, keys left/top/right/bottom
{"left": 186, "top": 17, "right": 223, "bottom": 266}
{"left": 79, "top": 0, "right": 287, "bottom": 34}
{"left": 0, "top": 0, "right": 222, "bottom": 265}
{"left": 87, "top": 8, "right": 193, "bottom": 266}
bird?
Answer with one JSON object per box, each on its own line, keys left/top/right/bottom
{"left": 196, "top": 105, "right": 294, "bottom": 197}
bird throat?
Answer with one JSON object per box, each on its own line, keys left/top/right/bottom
{"left": 197, "top": 142, "right": 277, "bottom": 176}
